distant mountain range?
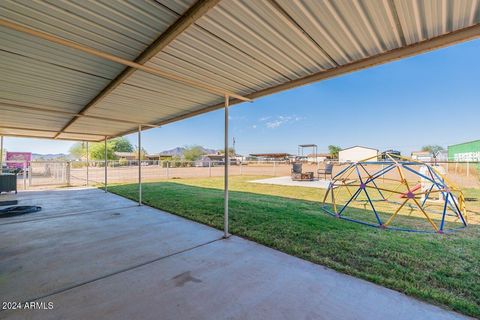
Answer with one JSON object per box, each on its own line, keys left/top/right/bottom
{"left": 32, "top": 153, "right": 73, "bottom": 160}
{"left": 30, "top": 147, "right": 218, "bottom": 160}
{"left": 158, "top": 147, "right": 218, "bottom": 156}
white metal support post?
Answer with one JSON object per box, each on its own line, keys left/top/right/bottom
{"left": 104, "top": 137, "right": 108, "bottom": 192}
{"left": 0, "top": 135, "right": 3, "bottom": 171}
{"left": 86, "top": 142, "right": 89, "bottom": 186}
{"left": 224, "top": 95, "right": 230, "bottom": 238}
{"left": 23, "top": 161, "right": 26, "bottom": 190}
{"left": 138, "top": 125, "right": 142, "bottom": 206}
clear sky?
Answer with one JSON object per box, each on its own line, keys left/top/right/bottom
{"left": 4, "top": 39, "right": 479, "bottom": 156}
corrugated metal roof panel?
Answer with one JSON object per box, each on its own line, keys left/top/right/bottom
{"left": 0, "top": 49, "right": 111, "bottom": 87}
{"left": 66, "top": 117, "right": 134, "bottom": 134}
{"left": 195, "top": 2, "right": 322, "bottom": 78}
{"left": 0, "top": 114, "right": 67, "bottom": 131}
{"left": 122, "top": 71, "right": 222, "bottom": 104}
{"left": 153, "top": 25, "right": 290, "bottom": 89}
{"left": 0, "top": 50, "right": 109, "bottom": 111}
{"left": 395, "top": 0, "right": 479, "bottom": 44}
{"left": 1, "top": 0, "right": 182, "bottom": 59}
{"left": 0, "top": 28, "right": 120, "bottom": 79}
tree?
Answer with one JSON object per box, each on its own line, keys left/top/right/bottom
{"left": 220, "top": 147, "right": 236, "bottom": 156}
{"left": 182, "top": 145, "right": 205, "bottom": 161}
{"left": 110, "top": 137, "right": 134, "bottom": 153}
{"left": 134, "top": 146, "right": 148, "bottom": 160}
{"left": 69, "top": 137, "right": 134, "bottom": 160}
{"left": 328, "top": 145, "right": 341, "bottom": 159}
{"left": 421, "top": 145, "right": 444, "bottom": 158}
{"left": 69, "top": 142, "right": 87, "bottom": 159}
{"left": 89, "top": 142, "right": 116, "bottom": 160}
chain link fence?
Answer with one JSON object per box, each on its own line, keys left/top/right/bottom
{"left": 5, "top": 160, "right": 479, "bottom": 191}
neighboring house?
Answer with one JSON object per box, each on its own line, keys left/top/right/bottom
{"left": 146, "top": 154, "right": 173, "bottom": 161}
{"left": 248, "top": 153, "right": 291, "bottom": 161}
{"left": 114, "top": 152, "right": 138, "bottom": 160}
{"left": 195, "top": 154, "right": 238, "bottom": 167}
{"left": 436, "top": 150, "right": 448, "bottom": 162}
{"left": 306, "top": 153, "right": 332, "bottom": 163}
{"left": 339, "top": 146, "right": 378, "bottom": 162}
{"left": 411, "top": 151, "right": 432, "bottom": 162}
{"left": 380, "top": 149, "right": 401, "bottom": 159}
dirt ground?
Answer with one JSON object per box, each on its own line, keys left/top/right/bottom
{"left": 21, "top": 162, "right": 480, "bottom": 190}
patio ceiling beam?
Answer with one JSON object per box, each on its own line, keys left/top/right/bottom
{"left": 0, "top": 17, "right": 250, "bottom": 104}
{"left": 0, "top": 103, "right": 160, "bottom": 128}
{"left": 123, "top": 23, "right": 479, "bottom": 132}
{"left": 0, "top": 132, "right": 99, "bottom": 142}
{"left": 0, "top": 125, "right": 110, "bottom": 138}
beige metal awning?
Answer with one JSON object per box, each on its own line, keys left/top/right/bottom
{"left": 1, "top": 0, "right": 479, "bottom": 141}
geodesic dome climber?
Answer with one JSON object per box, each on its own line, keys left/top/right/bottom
{"left": 321, "top": 153, "right": 468, "bottom": 233}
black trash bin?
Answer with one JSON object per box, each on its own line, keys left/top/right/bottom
{"left": 0, "top": 174, "right": 17, "bottom": 194}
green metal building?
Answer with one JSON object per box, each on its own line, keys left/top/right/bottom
{"left": 448, "top": 140, "right": 480, "bottom": 162}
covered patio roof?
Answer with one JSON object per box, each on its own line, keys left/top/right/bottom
{"left": 0, "top": 0, "right": 479, "bottom": 141}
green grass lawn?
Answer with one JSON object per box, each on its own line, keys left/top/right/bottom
{"left": 108, "top": 176, "right": 480, "bottom": 317}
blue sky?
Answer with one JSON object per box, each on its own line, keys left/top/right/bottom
{"left": 4, "top": 39, "right": 480, "bottom": 156}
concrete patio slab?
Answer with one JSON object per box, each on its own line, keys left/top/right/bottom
{"left": 0, "top": 189, "right": 470, "bottom": 320}
{"left": 251, "top": 176, "right": 331, "bottom": 189}
{"left": 0, "top": 187, "right": 135, "bottom": 225}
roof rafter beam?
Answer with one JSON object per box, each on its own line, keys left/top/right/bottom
{"left": 0, "top": 132, "right": 102, "bottom": 142}
{"left": 113, "top": 23, "right": 479, "bottom": 138}
{"left": 0, "top": 125, "right": 109, "bottom": 138}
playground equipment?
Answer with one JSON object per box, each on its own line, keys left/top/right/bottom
{"left": 321, "top": 153, "right": 468, "bottom": 233}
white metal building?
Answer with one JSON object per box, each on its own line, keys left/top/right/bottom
{"left": 411, "top": 151, "right": 433, "bottom": 162}
{"left": 339, "top": 146, "right": 379, "bottom": 162}
{"left": 307, "top": 153, "right": 331, "bottom": 163}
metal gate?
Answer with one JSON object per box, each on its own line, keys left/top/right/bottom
{"left": 28, "top": 161, "right": 69, "bottom": 187}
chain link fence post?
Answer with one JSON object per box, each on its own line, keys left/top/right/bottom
{"left": 23, "top": 161, "right": 27, "bottom": 190}
{"left": 66, "top": 161, "right": 71, "bottom": 186}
